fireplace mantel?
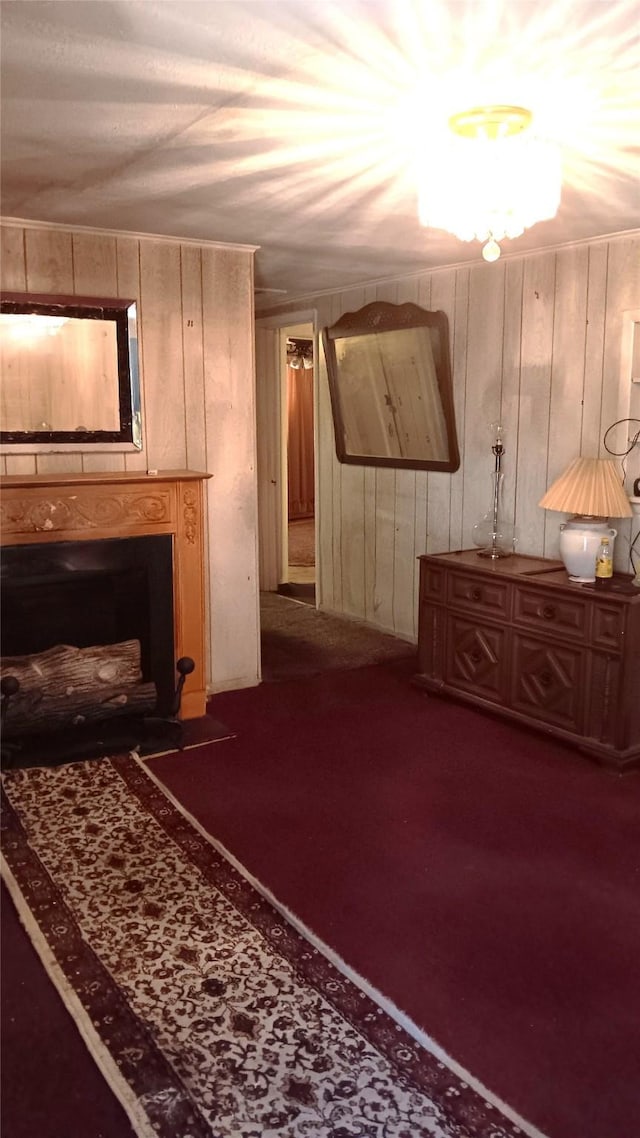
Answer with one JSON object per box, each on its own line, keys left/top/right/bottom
{"left": 0, "top": 470, "right": 211, "bottom": 719}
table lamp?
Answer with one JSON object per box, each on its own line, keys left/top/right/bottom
{"left": 538, "top": 456, "right": 632, "bottom": 582}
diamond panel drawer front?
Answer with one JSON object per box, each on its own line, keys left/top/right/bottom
{"left": 513, "top": 586, "right": 588, "bottom": 642}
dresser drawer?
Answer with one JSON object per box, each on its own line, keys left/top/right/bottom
{"left": 446, "top": 570, "right": 511, "bottom": 620}
{"left": 511, "top": 632, "right": 585, "bottom": 733}
{"left": 445, "top": 614, "right": 508, "bottom": 703}
{"left": 592, "top": 603, "right": 626, "bottom": 652}
{"left": 513, "top": 585, "right": 588, "bottom": 642}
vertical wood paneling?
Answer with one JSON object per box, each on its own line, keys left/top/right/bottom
{"left": 4, "top": 454, "right": 37, "bottom": 475}
{"left": 24, "top": 229, "right": 74, "bottom": 293}
{"left": 581, "top": 243, "right": 608, "bottom": 459}
{"left": 35, "top": 453, "right": 84, "bottom": 474}
{"left": 448, "top": 268, "right": 469, "bottom": 551}
{"left": 72, "top": 233, "right": 118, "bottom": 294}
{"left": 363, "top": 458, "right": 377, "bottom": 624}
{"left": 360, "top": 283, "right": 380, "bottom": 624}
{"left": 139, "top": 242, "right": 187, "bottom": 470}
{"left": 180, "top": 245, "right": 207, "bottom": 474}
{"left": 1, "top": 226, "right": 27, "bottom": 289}
{"left": 339, "top": 464, "right": 365, "bottom": 617}
{"left": 391, "top": 463, "right": 416, "bottom": 638}
{"left": 202, "top": 247, "right": 259, "bottom": 690}
{"left": 428, "top": 269, "right": 456, "bottom": 557}
{"left": 394, "top": 277, "right": 420, "bottom": 637}
{"left": 371, "top": 280, "right": 400, "bottom": 633}
{"left": 266, "top": 234, "right": 639, "bottom": 640}
{"left": 500, "top": 260, "right": 524, "bottom": 549}
{"left": 261, "top": 233, "right": 638, "bottom": 639}
{"left": 462, "top": 262, "right": 506, "bottom": 548}
{"left": 516, "top": 252, "right": 557, "bottom": 553}
{"left": 601, "top": 237, "right": 640, "bottom": 571}
{"left": 542, "top": 246, "right": 589, "bottom": 556}
{"left": 373, "top": 464, "right": 396, "bottom": 632}
{"left": 601, "top": 237, "right": 640, "bottom": 450}
{"left": 80, "top": 452, "right": 128, "bottom": 474}
{"left": 413, "top": 274, "right": 432, "bottom": 577}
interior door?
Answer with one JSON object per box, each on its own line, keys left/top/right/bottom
{"left": 255, "top": 325, "right": 283, "bottom": 591}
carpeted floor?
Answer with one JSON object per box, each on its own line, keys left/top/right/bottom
{"left": 151, "top": 667, "right": 640, "bottom": 1138}
{"left": 3, "top": 661, "right": 640, "bottom": 1138}
{"left": 1, "top": 753, "right": 525, "bottom": 1138}
{"left": 260, "top": 591, "right": 417, "bottom": 680}
{"left": 288, "top": 517, "right": 315, "bottom": 567}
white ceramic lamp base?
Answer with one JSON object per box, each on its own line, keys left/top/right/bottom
{"left": 559, "top": 517, "right": 616, "bottom": 582}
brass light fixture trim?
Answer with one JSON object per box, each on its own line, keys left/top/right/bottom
{"left": 449, "top": 105, "right": 533, "bottom": 140}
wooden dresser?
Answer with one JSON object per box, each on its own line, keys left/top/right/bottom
{"left": 415, "top": 550, "right": 640, "bottom": 771}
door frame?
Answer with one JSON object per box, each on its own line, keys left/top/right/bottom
{"left": 255, "top": 308, "right": 318, "bottom": 597}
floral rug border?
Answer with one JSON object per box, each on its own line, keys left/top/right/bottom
{"left": 2, "top": 752, "right": 535, "bottom": 1138}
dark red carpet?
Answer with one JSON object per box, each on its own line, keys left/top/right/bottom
{"left": 3, "top": 659, "right": 639, "bottom": 1138}
{"left": 151, "top": 661, "right": 640, "bottom": 1138}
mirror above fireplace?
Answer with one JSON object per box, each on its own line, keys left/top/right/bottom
{"left": 0, "top": 292, "right": 142, "bottom": 452}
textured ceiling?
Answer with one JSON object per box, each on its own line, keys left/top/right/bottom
{"left": 1, "top": 0, "right": 639, "bottom": 298}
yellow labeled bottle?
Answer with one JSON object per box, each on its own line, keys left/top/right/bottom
{"left": 594, "top": 536, "right": 613, "bottom": 587}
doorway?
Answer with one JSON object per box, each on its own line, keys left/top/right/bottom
{"left": 282, "top": 326, "right": 315, "bottom": 603}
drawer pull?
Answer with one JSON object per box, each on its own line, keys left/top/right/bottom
{"left": 471, "top": 587, "right": 482, "bottom": 602}
{"left": 470, "top": 649, "right": 483, "bottom": 664}
{"left": 539, "top": 670, "right": 552, "bottom": 687}
{"left": 542, "top": 604, "right": 556, "bottom": 620}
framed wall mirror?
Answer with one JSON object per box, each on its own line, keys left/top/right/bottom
{"left": 322, "top": 301, "right": 459, "bottom": 471}
{"left": 0, "top": 292, "right": 142, "bottom": 451}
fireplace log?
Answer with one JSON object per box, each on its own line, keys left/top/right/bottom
{"left": 0, "top": 640, "right": 157, "bottom": 736}
{"left": 2, "top": 682, "right": 159, "bottom": 737}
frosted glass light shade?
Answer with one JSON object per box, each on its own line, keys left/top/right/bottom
{"left": 416, "top": 118, "right": 555, "bottom": 245}
{"left": 539, "top": 457, "right": 632, "bottom": 519}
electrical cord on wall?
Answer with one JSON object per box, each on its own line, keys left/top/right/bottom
{"left": 603, "top": 418, "right": 640, "bottom": 576}
{"left": 603, "top": 417, "right": 640, "bottom": 473}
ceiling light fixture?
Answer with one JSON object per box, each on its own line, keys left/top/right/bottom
{"left": 287, "top": 338, "right": 313, "bottom": 370}
{"left": 418, "top": 105, "right": 561, "bottom": 262}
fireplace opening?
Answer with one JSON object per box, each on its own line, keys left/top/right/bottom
{"left": 1, "top": 535, "right": 175, "bottom": 763}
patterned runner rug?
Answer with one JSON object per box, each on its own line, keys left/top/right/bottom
{"left": 1, "top": 754, "right": 536, "bottom": 1138}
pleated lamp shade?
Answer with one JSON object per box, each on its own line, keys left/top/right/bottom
{"left": 539, "top": 457, "right": 632, "bottom": 518}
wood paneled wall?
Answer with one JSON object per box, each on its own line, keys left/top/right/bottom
{"left": 258, "top": 234, "right": 640, "bottom": 641}
{"left": 1, "top": 221, "right": 260, "bottom": 693}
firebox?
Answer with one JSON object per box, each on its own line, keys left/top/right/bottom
{"left": 1, "top": 535, "right": 175, "bottom": 764}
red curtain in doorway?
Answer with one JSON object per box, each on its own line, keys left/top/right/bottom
{"left": 287, "top": 365, "right": 314, "bottom": 520}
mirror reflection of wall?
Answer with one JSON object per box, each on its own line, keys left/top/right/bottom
{"left": 334, "top": 328, "right": 449, "bottom": 461}
{"left": 323, "top": 302, "right": 459, "bottom": 472}
{"left": 1, "top": 314, "right": 120, "bottom": 432}
{"left": 0, "top": 293, "right": 142, "bottom": 451}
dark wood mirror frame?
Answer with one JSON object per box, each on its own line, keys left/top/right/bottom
{"left": 322, "top": 301, "right": 460, "bottom": 472}
{"left": 0, "top": 292, "right": 142, "bottom": 450}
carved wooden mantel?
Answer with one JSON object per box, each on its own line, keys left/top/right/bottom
{"left": 0, "top": 470, "right": 211, "bottom": 719}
